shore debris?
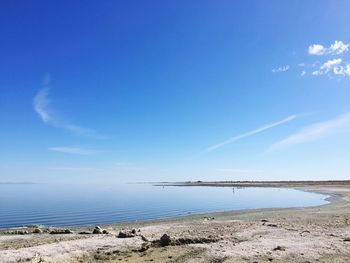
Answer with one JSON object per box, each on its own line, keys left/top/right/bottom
{"left": 153, "top": 233, "right": 222, "bottom": 247}
{"left": 49, "top": 229, "right": 73, "bottom": 234}
{"left": 118, "top": 229, "right": 137, "bottom": 238}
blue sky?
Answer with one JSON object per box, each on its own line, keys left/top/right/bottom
{"left": 1, "top": 1, "right": 350, "bottom": 183}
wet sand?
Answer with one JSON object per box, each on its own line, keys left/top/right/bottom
{"left": 0, "top": 183, "right": 350, "bottom": 262}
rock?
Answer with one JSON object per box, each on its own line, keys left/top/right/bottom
{"left": 344, "top": 237, "right": 350, "bottom": 242}
{"left": 93, "top": 226, "right": 103, "bottom": 234}
{"left": 160, "top": 234, "right": 171, "bottom": 246}
{"left": 261, "top": 219, "right": 269, "bottom": 222}
{"left": 138, "top": 243, "right": 150, "bottom": 252}
{"left": 64, "top": 229, "right": 74, "bottom": 234}
{"left": 267, "top": 224, "right": 278, "bottom": 227}
{"left": 117, "top": 230, "right": 136, "bottom": 238}
{"left": 33, "top": 228, "right": 42, "bottom": 234}
{"left": 140, "top": 235, "right": 148, "bottom": 242}
{"left": 50, "top": 229, "right": 73, "bottom": 234}
{"left": 93, "top": 229, "right": 102, "bottom": 234}
{"left": 16, "top": 230, "right": 29, "bottom": 235}
{"left": 102, "top": 230, "right": 109, "bottom": 234}
{"left": 273, "top": 246, "right": 286, "bottom": 251}
{"left": 174, "top": 236, "right": 221, "bottom": 245}
{"left": 79, "top": 231, "right": 93, "bottom": 235}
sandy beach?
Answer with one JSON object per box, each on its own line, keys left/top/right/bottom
{"left": 1, "top": 183, "right": 350, "bottom": 263}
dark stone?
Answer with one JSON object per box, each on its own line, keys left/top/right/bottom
{"left": 79, "top": 231, "right": 93, "bottom": 235}
{"left": 117, "top": 231, "right": 136, "bottom": 238}
{"left": 140, "top": 235, "right": 148, "bottom": 242}
{"left": 273, "top": 246, "right": 286, "bottom": 251}
{"left": 17, "top": 230, "right": 29, "bottom": 235}
{"left": 33, "top": 228, "right": 42, "bottom": 234}
{"left": 159, "top": 234, "right": 171, "bottom": 246}
{"left": 267, "top": 224, "right": 278, "bottom": 227}
{"left": 93, "top": 226, "right": 103, "bottom": 234}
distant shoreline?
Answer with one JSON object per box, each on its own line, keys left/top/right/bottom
{"left": 0, "top": 182, "right": 36, "bottom": 185}
{"left": 155, "top": 180, "right": 350, "bottom": 188}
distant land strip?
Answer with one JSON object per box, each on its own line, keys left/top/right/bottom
{"left": 0, "top": 181, "right": 36, "bottom": 185}
{"left": 155, "top": 180, "right": 350, "bottom": 187}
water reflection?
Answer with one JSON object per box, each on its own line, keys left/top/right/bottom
{"left": 0, "top": 184, "right": 327, "bottom": 228}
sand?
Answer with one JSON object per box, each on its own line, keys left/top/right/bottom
{"left": 0, "top": 185, "right": 350, "bottom": 262}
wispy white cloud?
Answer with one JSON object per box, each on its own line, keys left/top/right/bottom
{"left": 33, "top": 75, "right": 107, "bottom": 139}
{"left": 333, "top": 63, "right": 350, "bottom": 76}
{"left": 308, "top": 40, "right": 349, "bottom": 56}
{"left": 49, "top": 147, "right": 96, "bottom": 155}
{"left": 301, "top": 70, "right": 307, "bottom": 77}
{"left": 311, "top": 58, "right": 342, "bottom": 76}
{"left": 329, "top": 40, "right": 349, "bottom": 55}
{"left": 267, "top": 112, "right": 350, "bottom": 152}
{"left": 203, "top": 115, "right": 297, "bottom": 153}
{"left": 311, "top": 58, "right": 350, "bottom": 77}
{"left": 272, "top": 65, "right": 290, "bottom": 73}
{"left": 33, "top": 88, "right": 52, "bottom": 123}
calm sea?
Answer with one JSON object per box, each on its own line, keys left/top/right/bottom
{"left": 0, "top": 183, "right": 328, "bottom": 228}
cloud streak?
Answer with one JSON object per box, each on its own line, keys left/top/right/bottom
{"left": 203, "top": 115, "right": 297, "bottom": 153}
{"left": 33, "top": 75, "right": 107, "bottom": 139}
{"left": 49, "top": 147, "right": 96, "bottom": 155}
{"left": 267, "top": 112, "right": 350, "bottom": 152}
{"left": 33, "top": 88, "right": 52, "bottom": 123}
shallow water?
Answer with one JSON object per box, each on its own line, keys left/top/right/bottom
{"left": 0, "top": 183, "right": 328, "bottom": 228}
